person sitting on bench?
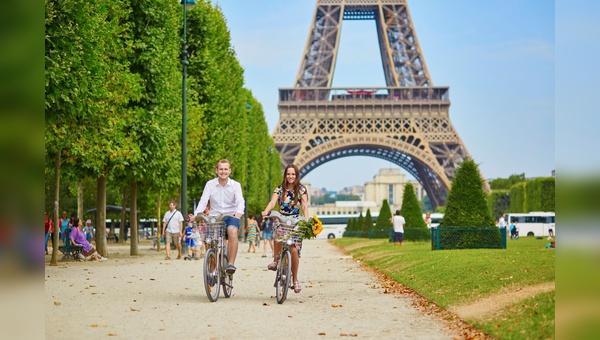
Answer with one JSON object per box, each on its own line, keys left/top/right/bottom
{"left": 70, "top": 217, "right": 108, "bottom": 261}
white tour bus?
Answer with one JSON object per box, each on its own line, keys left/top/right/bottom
{"left": 505, "top": 212, "right": 555, "bottom": 237}
{"left": 314, "top": 215, "right": 350, "bottom": 240}
{"left": 313, "top": 214, "right": 380, "bottom": 239}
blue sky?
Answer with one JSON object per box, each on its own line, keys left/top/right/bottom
{"left": 215, "top": 0, "right": 556, "bottom": 191}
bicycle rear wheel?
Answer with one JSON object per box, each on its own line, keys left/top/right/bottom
{"left": 221, "top": 253, "right": 233, "bottom": 298}
{"left": 203, "top": 248, "right": 220, "bottom": 302}
{"left": 276, "top": 250, "right": 291, "bottom": 304}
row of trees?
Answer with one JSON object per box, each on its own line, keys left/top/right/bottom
{"left": 344, "top": 160, "right": 503, "bottom": 246}
{"left": 45, "top": 0, "right": 281, "bottom": 263}
{"left": 344, "top": 183, "right": 430, "bottom": 240}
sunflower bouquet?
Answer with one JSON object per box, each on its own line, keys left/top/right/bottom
{"left": 297, "top": 215, "right": 323, "bottom": 240}
{"left": 275, "top": 215, "right": 323, "bottom": 242}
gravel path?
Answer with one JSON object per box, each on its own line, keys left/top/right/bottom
{"left": 45, "top": 240, "right": 461, "bottom": 339}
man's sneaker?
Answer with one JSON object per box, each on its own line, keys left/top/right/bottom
{"left": 226, "top": 265, "right": 236, "bottom": 274}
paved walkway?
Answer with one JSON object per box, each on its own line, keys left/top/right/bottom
{"left": 45, "top": 239, "right": 460, "bottom": 339}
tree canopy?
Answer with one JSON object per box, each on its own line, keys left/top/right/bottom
{"left": 45, "top": 0, "right": 281, "bottom": 258}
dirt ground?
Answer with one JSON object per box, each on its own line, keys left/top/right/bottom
{"left": 45, "top": 239, "right": 464, "bottom": 339}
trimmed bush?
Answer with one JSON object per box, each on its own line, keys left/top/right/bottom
{"left": 376, "top": 199, "right": 392, "bottom": 230}
{"left": 401, "top": 183, "right": 427, "bottom": 229}
{"left": 364, "top": 209, "right": 373, "bottom": 233}
{"left": 439, "top": 159, "right": 501, "bottom": 249}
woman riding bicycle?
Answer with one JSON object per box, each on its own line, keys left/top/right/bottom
{"left": 262, "top": 164, "right": 308, "bottom": 294}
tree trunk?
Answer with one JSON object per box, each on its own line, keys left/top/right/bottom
{"left": 96, "top": 167, "right": 108, "bottom": 257}
{"left": 50, "top": 152, "right": 61, "bottom": 266}
{"left": 77, "top": 181, "right": 84, "bottom": 220}
{"left": 130, "top": 180, "right": 139, "bottom": 255}
{"left": 156, "top": 194, "right": 161, "bottom": 252}
{"left": 119, "top": 186, "right": 127, "bottom": 244}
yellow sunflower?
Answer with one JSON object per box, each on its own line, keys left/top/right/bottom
{"left": 312, "top": 215, "right": 323, "bottom": 236}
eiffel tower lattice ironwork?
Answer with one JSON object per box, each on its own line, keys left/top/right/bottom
{"left": 272, "top": 0, "right": 476, "bottom": 208}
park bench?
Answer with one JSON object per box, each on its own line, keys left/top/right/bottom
{"left": 58, "top": 227, "right": 83, "bottom": 261}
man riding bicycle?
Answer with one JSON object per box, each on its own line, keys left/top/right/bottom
{"left": 194, "top": 159, "right": 245, "bottom": 274}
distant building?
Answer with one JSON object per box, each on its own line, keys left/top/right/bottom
{"left": 307, "top": 167, "right": 423, "bottom": 216}
{"left": 364, "top": 168, "right": 423, "bottom": 213}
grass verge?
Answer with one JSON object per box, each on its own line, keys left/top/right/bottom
{"left": 331, "top": 236, "right": 555, "bottom": 339}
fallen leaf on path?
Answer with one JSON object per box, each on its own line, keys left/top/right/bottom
{"left": 54, "top": 301, "right": 61, "bottom": 306}
{"left": 130, "top": 307, "right": 140, "bottom": 312}
{"left": 318, "top": 332, "right": 326, "bottom": 336}
{"left": 331, "top": 303, "right": 343, "bottom": 307}
{"left": 107, "top": 333, "right": 117, "bottom": 336}
{"left": 263, "top": 303, "right": 270, "bottom": 306}
{"left": 91, "top": 324, "right": 98, "bottom": 328}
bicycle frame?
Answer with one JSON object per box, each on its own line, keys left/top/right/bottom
{"left": 268, "top": 211, "right": 306, "bottom": 304}
{"left": 196, "top": 213, "right": 234, "bottom": 302}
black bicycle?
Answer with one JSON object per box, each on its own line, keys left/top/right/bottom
{"left": 196, "top": 213, "right": 234, "bottom": 302}
{"left": 268, "top": 211, "right": 306, "bottom": 304}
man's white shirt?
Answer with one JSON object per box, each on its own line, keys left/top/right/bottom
{"left": 163, "top": 209, "right": 184, "bottom": 233}
{"left": 392, "top": 215, "right": 406, "bottom": 233}
{"left": 194, "top": 177, "right": 245, "bottom": 217}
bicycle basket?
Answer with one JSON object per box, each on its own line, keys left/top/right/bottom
{"left": 274, "top": 225, "right": 306, "bottom": 244}
{"left": 203, "top": 224, "right": 225, "bottom": 243}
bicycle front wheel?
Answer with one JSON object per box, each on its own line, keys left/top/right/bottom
{"left": 203, "top": 248, "right": 220, "bottom": 302}
{"left": 276, "top": 250, "right": 291, "bottom": 304}
{"left": 221, "top": 253, "right": 233, "bottom": 298}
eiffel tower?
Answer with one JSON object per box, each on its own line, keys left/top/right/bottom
{"left": 272, "top": 0, "right": 476, "bottom": 208}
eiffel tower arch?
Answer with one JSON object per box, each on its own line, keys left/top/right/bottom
{"left": 272, "top": 0, "right": 477, "bottom": 209}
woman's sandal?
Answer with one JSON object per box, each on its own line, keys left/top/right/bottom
{"left": 294, "top": 281, "right": 301, "bottom": 293}
{"left": 267, "top": 261, "right": 278, "bottom": 271}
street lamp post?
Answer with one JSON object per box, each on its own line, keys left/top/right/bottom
{"left": 268, "top": 146, "right": 274, "bottom": 197}
{"left": 180, "top": 0, "right": 196, "bottom": 219}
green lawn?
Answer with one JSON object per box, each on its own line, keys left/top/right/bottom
{"left": 331, "top": 236, "right": 555, "bottom": 339}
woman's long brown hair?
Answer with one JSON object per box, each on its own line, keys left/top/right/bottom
{"left": 280, "top": 164, "right": 303, "bottom": 207}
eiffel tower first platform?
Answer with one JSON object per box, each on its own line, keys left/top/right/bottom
{"left": 272, "top": 0, "right": 477, "bottom": 209}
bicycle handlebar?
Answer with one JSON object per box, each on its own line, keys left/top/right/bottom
{"left": 267, "top": 211, "right": 307, "bottom": 227}
{"left": 195, "top": 213, "right": 236, "bottom": 224}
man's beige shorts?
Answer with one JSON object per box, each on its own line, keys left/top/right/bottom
{"left": 166, "top": 232, "right": 180, "bottom": 244}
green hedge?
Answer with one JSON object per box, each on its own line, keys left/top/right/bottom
{"left": 510, "top": 182, "right": 526, "bottom": 213}
{"left": 540, "top": 177, "right": 555, "bottom": 211}
{"left": 405, "top": 227, "right": 431, "bottom": 241}
{"left": 343, "top": 228, "right": 430, "bottom": 241}
{"left": 432, "top": 226, "right": 506, "bottom": 250}
{"left": 488, "top": 190, "right": 510, "bottom": 220}
{"left": 526, "top": 178, "right": 543, "bottom": 212}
